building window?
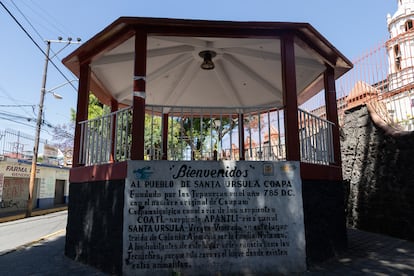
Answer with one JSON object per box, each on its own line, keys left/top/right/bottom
{"left": 394, "top": 44, "right": 401, "bottom": 71}
{"left": 406, "top": 20, "right": 414, "bottom": 31}
{"left": 394, "top": 44, "right": 400, "bottom": 56}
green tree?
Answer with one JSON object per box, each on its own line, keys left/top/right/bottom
{"left": 70, "top": 94, "right": 109, "bottom": 122}
{"left": 177, "top": 116, "right": 237, "bottom": 160}
{"left": 144, "top": 114, "right": 162, "bottom": 159}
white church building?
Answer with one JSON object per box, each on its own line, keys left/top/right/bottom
{"left": 387, "top": 0, "right": 414, "bottom": 91}
{"left": 382, "top": 0, "right": 414, "bottom": 129}
{"left": 331, "top": 0, "right": 414, "bottom": 130}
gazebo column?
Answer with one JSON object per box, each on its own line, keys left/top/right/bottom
{"left": 281, "top": 34, "right": 300, "bottom": 161}
{"left": 324, "top": 66, "right": 342, "bottom": 169}
{"left": 131, "top": 31, "right": 147, "bottom": 160}
{"left": 72, "top": 63, "right": 90, "bottom": 167}
{"left": 162, "top": 113, "right": 169, "bottom": 160}
{"left": 110, "top": 99, "right": 119, "bottom": 163}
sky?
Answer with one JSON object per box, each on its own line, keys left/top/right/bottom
{"left": 0, "top": 0, "right": 397, "bottom": 143}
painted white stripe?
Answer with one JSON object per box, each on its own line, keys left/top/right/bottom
{"left": 134, "top": 76, "right": 146, "bottom": 81}
{"left": 133, "top": 91, "right": 146, "bottom": 99}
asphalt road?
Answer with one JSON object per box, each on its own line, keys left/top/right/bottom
{"left": 0, "top": 210, "right": 67, "bottom": 255}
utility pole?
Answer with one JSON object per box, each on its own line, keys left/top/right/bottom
{"left": 26, "top": 38, "right": 81, "bottom": 217}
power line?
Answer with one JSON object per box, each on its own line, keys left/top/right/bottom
{"left": 10, "top": 1, "right": 76, "bottom": 71}
{"left": 0, "top": 0, "right": 79, "bottom": 139}
{"left": 10, "top": 0, "right": 44, "bottom": 42}
{"left": 0, "top": 84, "right": 35, "bottom": 117}
{"left": 0, "top": 115, "right": 58, "bottom": 138}
{"left": 0, "top": 110, "right": 35, "bottom": 121}
{"left": 0, "top": 1, "right": 78, "bottom": 92}
{"left": 18, "top": 0, "right": 74, "bottom": 39}
{"left": 0, "top": 108, "right": 61, "bottom": 130}
{"left": 0, "top": 116, "right": 36, "bottom": 129}
{"left": 0, "top": 104, "right": 35, "bottom": 107}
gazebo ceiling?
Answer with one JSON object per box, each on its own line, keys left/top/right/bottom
{"left": 63, "top": 17, "right": 352, "bottom": 109}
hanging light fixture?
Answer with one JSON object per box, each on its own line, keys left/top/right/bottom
{"left": 199, "top": 50, "right": 216, "bottom": 70}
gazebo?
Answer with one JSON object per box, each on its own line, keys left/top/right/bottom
{"left": 63, "top": 17, "right": 352, "bottom": 275}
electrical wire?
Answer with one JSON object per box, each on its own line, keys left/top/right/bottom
{"left": 17, "top": 0, "right": 74, "bottom": 39}
{"left": 10, "top": 0, "right": 44, "bottom": 42}
{"left": 0, "top": 1, "right": 77, "bottom": 92}
{"left": 0, "top": 85, "right": 35, "bottom": 117}
{"left": 10, "top": 0, "right": 77, "bottom": 72}
{"left": 0, "top": 116, "right": 36, "bottom": 129}
{"left": 0, "top": 103, "right": 72, "bottom": 137}
{"left": 0, "top": 110, "right": 35, "bottom": 121}
{"left": 0, "top": 105, "right": 66, "bottom": 137}
{"left": 0, "top": 0, "right": 78, "bottom": 141}
{"left": 0, "top": 104, "right": 36, "bottom": 107}
{"left": 0, "top": 114, "right": 56, "bottom": 138}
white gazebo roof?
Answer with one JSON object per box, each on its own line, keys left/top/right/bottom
{"left": 63, "top": 17, "right": 352, "bottom": 110}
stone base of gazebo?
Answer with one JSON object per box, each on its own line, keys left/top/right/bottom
{"left": 65, "top": 161, "right": 346, "bottom": 275}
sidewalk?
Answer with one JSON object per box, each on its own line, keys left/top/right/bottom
{"left": 0, "top": 206, "right": 68, "bottom": 223}
{"left": 307, "top": 229, "right": 414, "bottom": 275}
{"left": 0, "top": 230, "right": 106, "bottom": 275}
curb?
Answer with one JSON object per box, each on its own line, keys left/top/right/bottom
{"left": 0, "top": 206, "right": 68, "bottom": 223}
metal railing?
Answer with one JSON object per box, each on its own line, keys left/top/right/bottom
{"left": 298, "top": 108, "right": 334, "bottom": 165}
{"left": 145, "top": 105, "right": 286, "bottom": 161}
{"left": 78, "top": 107, "right": 132, "bottom": 165}
{"left": 78, "top": 105, "right": 335, "bottom": 166}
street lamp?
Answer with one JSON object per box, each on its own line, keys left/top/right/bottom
{"left": 26, "top": 38, "right": 81, "bottom": 217}
{"left": 47, "top": 79, "right": 78, "bottom": 95}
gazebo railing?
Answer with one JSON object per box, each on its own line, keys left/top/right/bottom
{"left": 298, "top": 108, "right": 334, "bottom": 165}
{"left": 150, "top": 105, "right": 286, "bottom": 161}
{"left": 77, "top": 105, "right": 334, "bottom": 166}
{"left": 78, "top": 106, "right": 132, "bottom": 165}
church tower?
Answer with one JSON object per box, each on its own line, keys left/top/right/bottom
{"left": 386, "top": 0, "right": 414, "bottom": 90}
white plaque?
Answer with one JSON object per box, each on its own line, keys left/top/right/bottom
{"left": 123, "top": 160, "right": 306, "bottom": 275}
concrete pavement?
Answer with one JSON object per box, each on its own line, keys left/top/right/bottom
{"left": 0, "top": 229, "right": 106, "bottom": 275}
{"left": 308, "top": 229, "right": 414, "bottom": 275}
{"left": 1, "top": 210, "right": 414, "bottom": 275}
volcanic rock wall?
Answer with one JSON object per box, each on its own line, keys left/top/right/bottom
{"left": 341, "top": 105, "right": 414, "bottom": 241}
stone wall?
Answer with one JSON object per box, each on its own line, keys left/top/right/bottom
{"left": 341, "top": 105, "right": 414, "bottom": 241}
